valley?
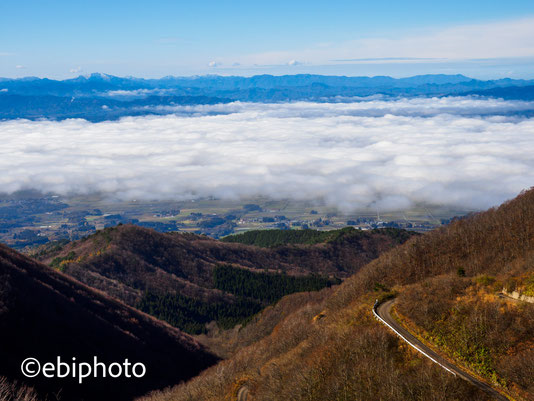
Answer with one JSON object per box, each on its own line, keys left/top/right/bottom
{"left": 33, "top": 224, "right": 415, "bottom": 336}
{"left": 3, "top": 0, "right": 534, "bottom": 398}
{"left": 135, "top": 188, "right": 534, "bottom": 401}
{"left": 1, "top": 188, "right": 534, "bottom": 400}
{"left": 0, "top": 191, "right": 469, "bottom": 249}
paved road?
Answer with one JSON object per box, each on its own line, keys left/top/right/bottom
{"left": 236, "top": 385, "right": 249, "bottom": 401}
{"left": 375, "top": 299, "right": 508, "bottom": 401}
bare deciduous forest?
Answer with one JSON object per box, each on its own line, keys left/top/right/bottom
{"left": 139, "top": 189, "right": 534, "bottom": 401}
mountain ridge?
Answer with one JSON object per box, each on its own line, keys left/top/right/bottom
{"left": 0, "top": 242, "right": 218, "bottom": 401}
{"left": 3, "top": 73, "right": 533, "bottom": 121}
{"left": 35, "top": 225, "right": 415, "bottom": 333}
{"left": 142, "top": 188, "right": 534, "bottom": 401}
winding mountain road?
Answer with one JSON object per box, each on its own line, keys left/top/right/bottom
{"left": 236, "top": 385, "right": 249, "bottom": 401}
{"left": 374, "top": 299, "right": 508, "bottom": 401}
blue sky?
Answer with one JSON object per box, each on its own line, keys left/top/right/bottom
{"left": 2, "top": 0, "right": 534, "bottom": 78}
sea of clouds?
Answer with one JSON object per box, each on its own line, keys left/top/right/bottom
{"left": 2, "top": 96, "right": 534, "bottom": 211}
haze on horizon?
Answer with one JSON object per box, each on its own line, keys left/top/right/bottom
{"left": 1, "top": 0, "right": 534, "bottom": 79}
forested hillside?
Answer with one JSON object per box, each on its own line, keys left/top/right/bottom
{"left": 139, "top": 189, "right": 534, "bottom": 401}
{"left": 222, "top": 227, "right": 416, "bottom": 248}
{"left": 36, "top": 225, "right": 411, "bottom": 334}
{"left": 0, "top": 243, "right": 218, "bottom": 401}
{"left": 396, "top": 275, "right": 534, "bottom": 398}
{"left": 137, "top": 265, "right": 338, "bottom": 334}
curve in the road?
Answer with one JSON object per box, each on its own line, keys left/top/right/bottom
{"left": 236, "top": 385, "right": 249, "bottom": 401}
{"left": 374, "top": 299, "right": 508, "bottom": 401}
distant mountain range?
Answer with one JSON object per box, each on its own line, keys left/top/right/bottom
{"left": 0, "top": 94, "right": 229, "bottom": 122}
{"left": 2, "top": 73, "right": 532, "bottom": 94}
{"left": 1, "top": 73, "right": 534, "bottom": 121}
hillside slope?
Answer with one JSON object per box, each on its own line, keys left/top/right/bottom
{"left": 140, "top": 189, "right": 534, "bottom": 401}
{"left": 0, "top": 243, "right": 218, "bottom": 401}
{"left": 38, "top": 225, "right": 414, "bottom": 288}
{"left": 35, "top": 226, "right": 413, "bottom": 334}
{"left": 221, "top": 227, "right": 415, "bottom": 248}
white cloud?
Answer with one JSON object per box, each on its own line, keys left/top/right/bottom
{"left": 351, "top": 17, "right": 534, "bottom": 60}
{"left": 104, "top": 88, "right": 172, "bottom": 97}
{"left": 148, "top": 97, "right": 534, "bottom": 119}
{"left": 1, "top": 97, "right": 534, "bottom": 211}
{"left": 70, "top": 66, "right": 83, "bottom": 74}
{"left": 236, "top": 16, "right": 534, "bottom": 67}
{"left": 287, "top": 60, "right": 303, "bottom": 66}
{"left": 15, "top": 65, "right": 25, "bottom": 69}
{"left": 208, "top": 61, "right": 221, "bottom": 68}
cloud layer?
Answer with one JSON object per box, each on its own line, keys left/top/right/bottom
{"left": 234, "top": 17, "right": 534, "bottom": 68}
{"left": 2, "top": 97, "right": 534, "bottom": 211}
